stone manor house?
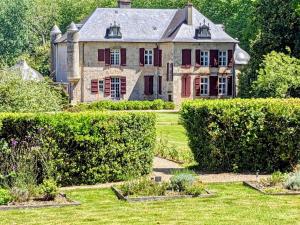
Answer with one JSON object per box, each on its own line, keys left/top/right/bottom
{"left": 50, "top": 0, "right": 250, "bottom": 104}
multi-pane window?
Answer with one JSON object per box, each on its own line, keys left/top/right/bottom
{"left": 111, "top": 77, "right": 120, "bottom": 100}
{"left": 99, "top": 80, "right": 104, "bottom": 93}
{"left": 200, "top": 51, "right": 209, "bottom": 66}
{"left": 200, "top": 77, "right": 209, "bottom": 95}
{"left": 218, "top": 77, "right": 227, "bottom": 95}
{"left": 145, "top": 49, "right": 153, "bottom": 65}
{"left": 110, "top": 49, "right": 120, "bottom": 65}
{"left": 218, "top": 51, "right": 227, "bottom": 66}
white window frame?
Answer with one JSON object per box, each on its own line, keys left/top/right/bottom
{"left": 99, "top": 80, "right": 104, "bottom": 93}
{"left": 111, "top": 77, "right": 121, "bottom": 100}
{"left": 200, "top": 51, "right": 209, "bottom": 67}
{"left": 218, "top": 51, "right": 227, "bottom": 67}
{"left": 218, "top": 76, "right": 227, "bottom": 95}
{"left": 200, "top": 76, "right": 209, "bottom": 96}
{"left": 110, "top": 49, "right": 120, "bottom": 65}
{"left": 144, "top": 49, "right": 153, "bottom": 66}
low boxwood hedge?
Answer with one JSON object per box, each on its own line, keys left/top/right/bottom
{"left": 181, "top": 99, "right": 300, "bottom": 173}
{"left": 0, "top": 112, "right": 156, "bottom": 186}
{"left": 67, "top": 99, "right": 175, "bottom": 112}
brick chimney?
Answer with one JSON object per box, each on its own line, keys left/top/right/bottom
{"left": 118, "top": 0, "right": 131, "bottom": 8}
{"left": 185, "top": 2, "right": 193, "bottom": 25}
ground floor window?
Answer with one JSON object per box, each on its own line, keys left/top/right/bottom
{"left": 111, "top": 77, "right": 120, "bottom": 100}
{"left": 218, "top": 77, "right": 227, "bottom": 95}
{"left": 200, "top": 77, "right": 209, "bottom": 96}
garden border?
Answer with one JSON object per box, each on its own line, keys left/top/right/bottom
{"left": 243, "top": 181, "right": 300, "bottom": 195}
{"left": 111, "top": 186, "right": 215, "bottom": 202}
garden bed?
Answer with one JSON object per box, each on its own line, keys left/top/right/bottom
{"left": 112, "top": 186, "right": 214, "bottom": 202}
{"left": 243, "top": 181, "right": 300, "bottom": 195}
{"left": 0, "top": 193, "right": 80, "bottom": 211}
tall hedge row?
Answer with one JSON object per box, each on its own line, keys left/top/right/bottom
{"left": 181, "top": 99, "right": 300, "bottom": 172}
{"left": 67, "top": 99, "right": 176, "bottom": 112}
{"left": 0, "top": 112, "right": 156, "bottom": 186}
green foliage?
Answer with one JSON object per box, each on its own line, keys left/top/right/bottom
{"left": 181, "top": 99, "right": 300, "bottom": 173}
{"left": 285, "top": 170, "right": 300, "bottom": 191}
{"left": 0, "top": 112, "right": 156, "bottom": 186}
{"left": 119, "top": 177, "right": 169, "bottom": 197}
{"left": 0, "top": 71, "right": 64, "bottom": 112}
{"left": 184, "top": 181, "right": 205, "bottom": 196}
{"left": 170, "top": 173, "right": 196, "bottom": 192}
{"left": 39, "top": 179, "right": 58, "bottom": 201}
{"left": 0, "top": 188, "right": 12, "bottom": 205}
{"left": 260, "top": 171, "right": 287, "bottom": 187}
{"left": 251, "top": 51, "right": 300, "bottom": 98}
{"left": 68, "top": 99, "right": 175, "bottom": 112}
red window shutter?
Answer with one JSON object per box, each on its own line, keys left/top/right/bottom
{"left": 210, "top": 50, "right": 219, "bottom": 67}
{"left": 186, "top": 75, "right": 191, "bottom": 97}
{"left": 154, "top": 48, "right": 159, "bottom": 67}
{"left": 144, "top": 76, "right": 149, "bottom": 95}
{"left": 139, "top": 48, "right": 145, "bottom": 66}
{"left": 91, "top": 79, "right": 99, "bottom": 94}
{"left": 158, "top": 49, "right": 162, "bottom": 67}
{"left": 104, "top": 77, "right": 111, "bottom": 97}
{"left": 121, "top": 77, "right": 126, "bottom": 95}
{"left": 182, "top": 49, "right": 191, "bottom": 67}
{"left": 121, "top": 48, "right": 126, "bottom": 66}
{"left": 167, "top": 63, "right": 170, "bottom": 81}
{"left": 195, "top": 49, "right": 201, "bottom": 67}
{"left": 158, "top": 76, "right": 162, "bottom": 95}
{"left": 227, "top": 76, "right": 233, "bottom": 96}
{"left": 149, "top": 76, "right": 154, "bottom": 95}
{"left": 181, "top": 76, "right": 186, "bottom": 97}
{"left": 98, "top": 49, "right": 105, "bottom": 61}
{"left": 209, "top": 76, "right": 218, "bottom": 96}
{"left": 170, "top": 63, "right": 174, "bottom": 81}
{"left": 228, "top": 50, "right": 233, "bottom": 67}
{"left": 105, "top": 48, "right": 110, "bottom": 66}
{"left": 195, "top": 77, "right": 200, "bottom": 96}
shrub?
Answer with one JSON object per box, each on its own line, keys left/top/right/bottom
{"left": 184, "top": 181, "right": 205, "bottom": 196}
{"left": 39, "top": 179, "right": 58, "bottom": 201}
{"left": 119, "top": 177, "right": 169, "bottom": 197}
{"left": 260, "top": 171, "right": 287, "bottom": 187}
{"left": 0, "top": 112, "right": 156, "bottom": 186}
{"left": 0, "top": 188, "right": 12, "bottom": 205}
{"left": 285, "top": 171, "right": 300, "bottom": 191}
{"left": 67, "top": 99, "right": 175, "bottom": 112}
{"left": 181, "top": 99, "right": 300, "bottom": 172}
{"left": 169, "top": 173, "right": 196, "bottom": 192}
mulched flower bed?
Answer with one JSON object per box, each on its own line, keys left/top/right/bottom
{"left": 243, "top": 181, "right": 300, "bottom": 195}
{"left": 0, "top": 193, "right": 80, "bottom": 211}
{"left": 112, "top": 186, "right": 215, "bottom": 202}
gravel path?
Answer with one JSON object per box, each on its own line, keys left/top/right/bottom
{"left": 61, "top": 157, "right": 270, "bottom": 191}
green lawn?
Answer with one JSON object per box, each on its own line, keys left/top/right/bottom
{"left": 155, "top": 112, "right": 194, "bottom": 164}
{"left": 1, "top": 183, "right": 299, "bottom": 225}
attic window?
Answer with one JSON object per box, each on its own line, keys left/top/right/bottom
{"left": 195, "top": 20, "right": 211, "bottom": 39}
{"left": 105, "top": 21, "right": 122, "bottom": 39}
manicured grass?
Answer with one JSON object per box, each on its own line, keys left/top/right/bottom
{"left": 156, "top": 112, "right": 180, "bottom": 124}
{"left": 1, "top": 183, "right": 299, "bottom": 225}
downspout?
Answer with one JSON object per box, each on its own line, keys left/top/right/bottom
{"left": 232, "top": 43, "right": 237, "bottom": 98}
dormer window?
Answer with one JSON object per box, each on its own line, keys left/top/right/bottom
{"left": 105, "top": 21, "right": 122, "bottom": 39}
{"left": 195, "top": 20, "right": 211, "bottom": 39}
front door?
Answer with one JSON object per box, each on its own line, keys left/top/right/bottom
{"left": 111, "top": 77, "right": 121, "bottom": 100}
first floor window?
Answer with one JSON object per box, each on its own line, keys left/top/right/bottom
{"left": 145, "top": 49, "right": 153, "bottom": 65}
{"left": 111, "top": 77, "right": 120, "bottom": 99}
{"left": 200, "top": 77, "right": 209, "bottom": 95}
{"left": 218, "top": 77, "right": 227, "bottom": 95}
{"left": 218, "top": 51, "right": 227, "bottom": 66}
{"left": 200, "top": 51, "right": 209, "bottom": 66}
{"left": 99, "top": 80, "right": 104, "bottom": 93}
{"left": 110, "top": 49, "right": 120, "bottom": 65}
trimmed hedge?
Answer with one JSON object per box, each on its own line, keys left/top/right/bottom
{"left": 67, "top": 99, "right": 175, "bottom": 112}
{"left": 181, "top": 99, "right": 300, "bottom": 173}
{"left": 0, "top": 112, "right": 156, "bottom": 186}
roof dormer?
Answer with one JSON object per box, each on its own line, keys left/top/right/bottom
{"left": 195, "top": 20, "right": 211, "bottom": 39}
{"left": 105, "top": 21, "right": 122, "bottom": 39}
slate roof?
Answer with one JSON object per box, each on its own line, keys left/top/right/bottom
{"left": 55, "top": 6, "right": 238, "bottom": 43}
